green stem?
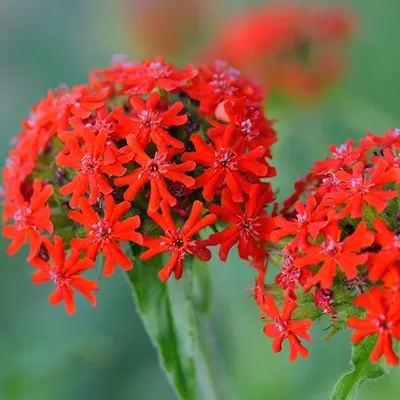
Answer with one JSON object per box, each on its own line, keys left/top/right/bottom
{"left": 194, "top": 317, "right": 229, "bottom": 400}
{"left": 266, "top": 241, "right": 287, "bottom": 267}
{"left": 126, "top": 244, "right": 228, "bottom": 400}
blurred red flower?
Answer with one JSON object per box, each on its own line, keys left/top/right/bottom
{"left": 202, "top": 3, "right": 356, "bottom": 102}
{"left": 125, "top": 0, "right": 202, "bottom": 61}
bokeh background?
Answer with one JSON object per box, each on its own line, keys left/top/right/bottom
{"left": 1, "top": 0, "right": 400, "bottom": 399}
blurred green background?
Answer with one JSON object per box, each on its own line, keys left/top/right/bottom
{"left": 1, "top": 0, "right": 400, "bottom": 399}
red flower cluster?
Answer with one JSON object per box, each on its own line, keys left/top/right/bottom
{"left": 2, "top": 57, "right": 276, "bottom": 314}
{"left": 202, "top": 4, "right": 355, "bottom": 101}
{"left": 256, "top": 128, "right": 400, "bottom": 365}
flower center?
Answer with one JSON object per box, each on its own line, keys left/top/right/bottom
{"left": 332, "top": 143, "right": 349, "bottom": 159}
{"left": 214, "top": 149, "right": 237, "bottom": 169}
{"left": 141, "top": 154, "right": 168, "bottom": 178}
{"left": 89, "top": 221, "right": 113, "bottom": 242}
{"left": 80, "top": 154, "right": 100, "bottom": 175}
{"left": 274, "top": 317, "right": 289, "bottom": 335}
{"left": 210, "top": 69, "right": 239, "bottom": 95}
{"left": 49, "top": 267, "right": 71, "bottom": 288}
{"left": 390, "top": 128, "right": 400, "bottom": 138}
{"left": 320, "top": 237, "right": 341, "bottom": 256}
{"left": 13, "top": 206, "right": 33, "bottom": 230}
{"left": 139, "top": 110, "right": 162, "bottom": 129}
{"left": 296, "top": 213, "right": 307, "bottom": 224}
{"left": 350, "top": 177, "right": 363, "bottom": 188}
{"left": 55, "top": 87, "right": 80, "bottom": 110}
{"left": 147, "top": 62, "right": 171, "bottom": 79}
{"left": 238, "top": 216, "right": 259, "bottom": 237}
{"left": 372, "top": 314, "right": 392, "bottom": 334}
{"left": 392, "top": 235, "right": 400, "bottom": 249}
{"left": 162, "top": 228, "right": 195, "bottom": 256}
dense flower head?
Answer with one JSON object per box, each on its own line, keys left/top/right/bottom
{"left": 201, "top": 3, "right": 355, "bottom": 102}
{"left": 255, "top": 127, "right": 400, "bottom": 365}
{"left": 1, "top": 56, "right": 276, "bottom": 314}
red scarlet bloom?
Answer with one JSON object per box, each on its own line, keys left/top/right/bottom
{"left": 69, "top": 196, "right": 142, "bottom": 277}
{"left": 3, "top": 179, "right": 53, "bottom": 260}
{"left": 202, "top": 4, "right": 355, "bottom": 102}
{"left": 53, "top": 84, "right": 106, "bottom": 132}
{"left": 275, "top": 252, "right": 313, "bottom": 300}
{"left": 30, "top": 236, "right": 98, "bottom": 315}
{"left": 348, "top": 287, "right": 400, "bottom": 365}
{"left": 261, "top": 293, "right": 312, "bottom": 362}
{"left": 208, "top": 185, "right": 275, "bottom": 262}
{"left": 212, "top": 99, "right": 277, "bottom": 155}
{"left": 183, "top": 124, "right": 269, "bottom": 202}
{"left": 296, "top": 220, "right": 374, "bottom": 288}
{"left": 369, "top": 219, "right": 400, "bottom": 281}
{"left": 311, "top": 139, "right": 366, "bottom": 175}
{"left": 121, "top": 57, "right": 198, "bottom": 94}
{"left": 141, "top": 200, "right": 217, "bottom": 282}
{"left": 188, "top": 60, "right": 264, "bottom": 114}
{"left": 115, "top": 135, "right": 195, "bottom": 211}
{"left": 271, "top": 196, "right": 328, "bottom": 250}
{"left": 57, "top": 126, "right": 128, "bottom": 207}
{"left": 113, "top": 91, "right": 187, "bottom": 152}
{"left": 324, "top": 159, "right": 400, "bottom": 219}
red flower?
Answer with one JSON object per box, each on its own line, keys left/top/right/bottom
{"left": 112, "top": 91, "right": 187, "bottom": 152}
{"left": 208, "top": 185, "right": 275, "bottom": 262}
{"left": 275, "top": 251, "right": 313, "bottom": 300}
{"left": 212, "top": 99, "right": 277, "bottom": 155}
{"left": 361, "top": 128, "right": 400, "bottom": 149}
{"left": 271, "top": 196, "right": 328, "bottom": 250}
{"left": 56, "top": 125, "right": 128, "bottom": 207}
{"left": 22, "top": 90, "right": 60, "bottom": 153}
{"left": 69, "top": 196, "right": 142, "bottom": 277}
{"left": 114, "top": 135, "right": 195, "bottom": 211}
{"left": 30, "top": 236, "right": 98, "bottom": 314}
{"left": 53, "top": 84, "right": 106, "bottom": 132}
{"left": 261, "top": 293, "right": 312, "bottom": 362}
{"left": 383, "top": 264, "right": 400, "bottom": 293}
{"left": 368, "top": 219, "right": 400, "bottom": 281}
{"left": 3, "top": 179, "right": 53, "bottom": 260}
{"left": 122, "top": 57, "right": 198, "bottom": 94}
{"left": 68, "top": 109, "right": 123, "bottom": 166}
{"left": 188, "top": 60, "right": 264, "bottom": 114}
{"left": 348, "top": 287, "right": 400, "bottom": 365}
{"left": 311, "top": 140, "right": 365, "bottom": 175}
{"left": 182, "top": 124, "right": 269, "bottom": 202}
{"left": 2, "top": 150, "right": 36, "bottom": 199}
{"left": 371, "top": 148, "right": 400, "bottom": 170}
{"left": 296, "top": 220, "right": 374, "bottom": 288}
{"left": 250, "top": 266, "right": 266, "bottom": 305}
{"left": 202, "top": 4, "right": 355, "bottom": 101}
{"left": 141, "top": 200, "right": 217, "bottom": 282}
{"left": 312, "top": 286, "right": 336, "bottom": 315}
{"left": 324, "top": 159, "right": 400, "bottom": 219}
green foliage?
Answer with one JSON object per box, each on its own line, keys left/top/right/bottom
{"left": 126, "top": 255, "right": 196, "bottom": 399}
{"left": 126, "top": 253, "right": 225, "bottom": 400}
{"left": 330, "top": 336, "right": 390, "bottom": 400}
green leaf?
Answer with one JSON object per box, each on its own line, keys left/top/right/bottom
{"left": 330, "top": 336, "right": 391, "bottom": 400}
{"left": 126, "top": 255, "right": 196, "bottom": 400}
{"left": 125, "top": 254, "right": 227, "bottom": 400}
